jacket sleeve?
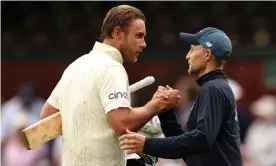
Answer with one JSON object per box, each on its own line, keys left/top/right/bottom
{"left": 158, "top": 110, "right": 184, "bottom": 137}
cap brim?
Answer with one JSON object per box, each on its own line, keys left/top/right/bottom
{"left": 179, "top": 32, "right": 199, "bottom": 45}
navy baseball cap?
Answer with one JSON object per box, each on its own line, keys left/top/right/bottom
{"left": 179, "top": 27, "right": 232, "bottom": 60}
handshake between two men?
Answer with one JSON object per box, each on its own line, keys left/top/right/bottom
{"left": 120, "top": 85, "right": 180, "bottom": 154}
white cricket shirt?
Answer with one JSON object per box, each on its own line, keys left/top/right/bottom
{"left": 47, "top": 42, "right": 131, "bottom": 166}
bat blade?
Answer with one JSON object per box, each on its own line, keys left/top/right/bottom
{"left": 22, "top": 112, "right": 62, "bottom": 150}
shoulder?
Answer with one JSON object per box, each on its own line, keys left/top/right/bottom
{"left": 201, "top": 79, "right": 231, "bottom": 93}
{"left": 90, "top": 50, "right": 123, "bottom": 67}
{"left": 99, "top": 63, "right": 126, "bottom": 83}
{"left": 98, "top": 63, "right": 128, "bottom": 84}
{"left": 200, "top": 80, "right": 235, "bottom": 102}
{"left": 200, "top": 82, "right": 221, "bottom": 94}
{"left": 198, "top": 82, "right": 226, "bottom": 100}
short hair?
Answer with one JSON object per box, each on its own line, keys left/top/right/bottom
{"left": 203, "top": 47, "right": 226, "bottom": 67}
{"left": 214, "top": 56, "right": 226, "bottom": 67}
{"left": 100, "top": 5, "right": 146, "bottom": 40}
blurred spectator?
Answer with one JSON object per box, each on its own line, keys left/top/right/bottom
{"left": 253, "top": 28, "right": 271, "bottom": 47}
{"left": 1, "top": 82, "right": 50, "bottom": 166}
{"left": 1, "top": 111, "right": 50, "bottom": 166}
{"left": 176, "top": 84, "right": 198, "bottom": 128}
{"left": 251, "top": 17, "right": 271, "bottom": 47}
{"left": 228, "top": 78, "right": 254, "bottom": 143}
{"left": 245, "top": 95, "right": 276, "bottom": 166}
{"left": 1, "top": 82, "right": 44, "bottom": 141}
{"left": 173, "top": 75, "right": 199, "bottom": 128}
{"left": 51, "top": 136, "right": 62, "bottom": 166}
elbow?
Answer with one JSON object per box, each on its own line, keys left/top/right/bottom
{"left": 203, "top": 133, "right": 216, "bottom": 149}
{"left": 195, "top": 130, "right": 214, "bottom": 150}
{"left": 202, "top": 141, "right": 213, "bottom": 151}
{"left": 206, "top": 140, "right": 213, "bottom": 149}
{"left": 187, "top": 134, "right": 213, "bottom": 154}
{"left": 206, "top": 140, "right": 215, "bottom": 150}
{"left": 113, "top": 120, "right": 137, "bottom": 136}
{"left": 198, "top": 135, "right": 213, "bottom": 151}
{"left": 113, "top": 127, "right": 127, "bottom": 136}
{"left": 112, "top": 120, "right": 129, "bottom": 136}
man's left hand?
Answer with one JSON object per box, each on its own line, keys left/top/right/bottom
{"left": 119, "top": 130, "right": 146, "bottom": 154}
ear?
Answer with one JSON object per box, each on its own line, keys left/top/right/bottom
{"left": 113, "top": 26, "right": 122, "bottom": 40}
{"left": 205, "top": 49, "right": 212, "bottom": 62}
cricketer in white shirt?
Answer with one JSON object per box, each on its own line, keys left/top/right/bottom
{"left": 47, "top": 41, "right": 133, "bottom": 166}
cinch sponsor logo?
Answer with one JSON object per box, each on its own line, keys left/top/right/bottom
{"left": 108, "top": 92, "right": 128, "bottom": 99}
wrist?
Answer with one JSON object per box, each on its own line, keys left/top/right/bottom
{"left": 143, "top": 137, "right": 154, "bottom": 154}
{"left": 143, "top": 137, "right": 149, "bottom": 153}
{"left": 145, "top": 99, "right": 164, "bottom": 114}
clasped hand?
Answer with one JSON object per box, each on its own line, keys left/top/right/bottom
{"left": 153, "top": 85, "right": 181, "bottom": 111}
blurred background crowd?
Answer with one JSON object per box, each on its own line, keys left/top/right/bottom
{"left": 1, "top": 1, "right": 276, "bottom": 166}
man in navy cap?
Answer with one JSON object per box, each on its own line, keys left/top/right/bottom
{"left": 119, "top": 27, "right": 242, "bottom": 166}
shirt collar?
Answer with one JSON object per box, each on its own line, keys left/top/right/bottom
{"left": 92, "top": 41, "right": 123, "bottom": 64}
{"left": 196, "top": 69, "right": 227, "bottom": 87}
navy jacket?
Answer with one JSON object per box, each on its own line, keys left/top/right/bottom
{"left": 143, "top": 70, "right": 242, "bottom": 166}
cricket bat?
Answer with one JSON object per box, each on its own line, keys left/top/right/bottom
{"left": 22, "top": 76, "right": 155, "bottom": 150}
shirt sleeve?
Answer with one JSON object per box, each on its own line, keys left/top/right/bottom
{"left": 143, "top": 85, "right": 226, "bottom": 158}
{"left": 99, "top": 65, "right": 131, "bottom": 114}
{"left": 47, "top": 79, "right": 63, "bottom": 109}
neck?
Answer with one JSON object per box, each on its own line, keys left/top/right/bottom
{"left": 197, "top": 65, "right": 223, "bottom": 78}
{"left": 103, "top": 39, "right": 120, "bottom": 51}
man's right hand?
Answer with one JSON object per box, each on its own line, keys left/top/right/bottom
{"left": 151, "top": 85, "right": 180, "bottom": 112}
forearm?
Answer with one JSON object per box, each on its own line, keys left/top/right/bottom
{"left": 143, "top": 129, "right": 210, "bottom": 159}
{"left": 144, "top": 137, "right": 186, "bottom": 159}
{"left": 158, "top": 110, "right": 184, "bottom": 137}
{"left": 123, "top": 99, "right": 162, "bottom": 133}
